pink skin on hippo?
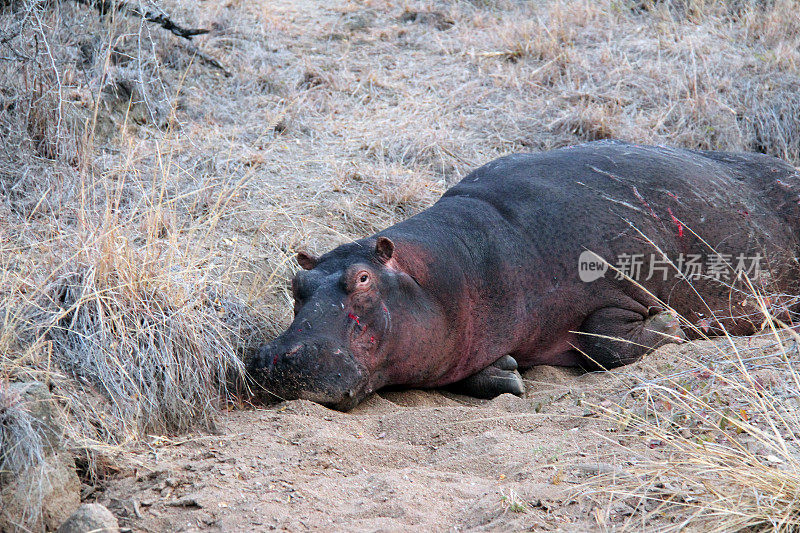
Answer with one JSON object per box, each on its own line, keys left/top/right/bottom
{"left": 249, "top": 140, "right": 800, "bottom": 411}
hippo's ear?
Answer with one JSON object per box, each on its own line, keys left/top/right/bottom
{"left": 296, "top": 251, "right": 319, "bottom": 270}
{"left": 375, "top": 237, "right": 394, "bottom": 263}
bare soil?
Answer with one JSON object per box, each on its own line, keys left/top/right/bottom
{"left": 100, "top": 346, "right": 691, "bottom": 532}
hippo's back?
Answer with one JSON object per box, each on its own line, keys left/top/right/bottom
{"left": 440, "top": 141, "right": 800, "bottom": 256}
{"left": 432, "top": 140, "right": 800, "bottom": 324}
{"left": 445, "top": 140, "right": 800, "bottom": 239}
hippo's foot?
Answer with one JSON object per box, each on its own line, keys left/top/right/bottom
{"left": 447, "top": 355, "right": 525, "bottom": 399}
{"left": 577, "top": 306, "right": 686, "bottom": 371}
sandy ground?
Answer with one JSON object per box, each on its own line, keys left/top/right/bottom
{"left": 100, "top": 347, "right": 693, "bottom": 532}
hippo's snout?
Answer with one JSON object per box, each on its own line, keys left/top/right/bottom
{"left": 249, "top": 337, "right": 369, "bottom": 411}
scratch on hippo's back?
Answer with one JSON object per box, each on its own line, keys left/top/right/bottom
{"left": 602, "top": 195, "right": 642, "bottom": 213}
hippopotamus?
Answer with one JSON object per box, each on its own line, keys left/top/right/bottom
{"left": 250, "top": 140, "right": 800, "bottom": 410}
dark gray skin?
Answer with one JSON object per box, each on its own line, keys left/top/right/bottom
{"left": 250, "top": 140, "right": 800, "bottom": 411}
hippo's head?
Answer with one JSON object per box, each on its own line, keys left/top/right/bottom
{"left": 250, "top": 236, "right": 435, "bottom": 411}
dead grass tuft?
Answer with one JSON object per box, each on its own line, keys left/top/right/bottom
{"left": 326, "top": 162, "right": 443, "bottom": 235}
{"left": 0, "top": 385, "right": 48, "bottom": 526}
{"left": 34, "top": 260, "right": 247, "bottom": 437}
{"left": 742, "top": 80, "right": 800, "bottom": 162}
{"left": 482, "top": 1, "right": 600, "bottom": 64}
{"left": 550, "top": 106, "right": 618, "bottom": 143}
{"left": 581, "top": 299, "right": 800, "bottom": 530}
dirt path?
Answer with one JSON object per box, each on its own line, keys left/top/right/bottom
{"left": 100, "top": 350, "right": 686, "bottom": 532}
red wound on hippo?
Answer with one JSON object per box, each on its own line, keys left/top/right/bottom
{"left": 667, "top": 208, "right": 684, "bottom": 238}
{"left": 375, "top": 236, "right": 394, "bottom": 263}
{"left": 296, "top": 251, "right": 319, "bottom": 270}
{"left": 347, "top": 312, "right": 361, "bottom": 325}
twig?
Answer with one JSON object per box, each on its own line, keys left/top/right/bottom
{"left": 72, "top": 0, "right": 209, "bottom": 40}
{"left": 183, "top": 42, "right": 231, "bottom": 77}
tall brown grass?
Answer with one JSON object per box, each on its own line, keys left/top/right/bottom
{"left": 579, "top": 288, "right": 800, "bottom": 530}
{"left": 0, "top": 0, "right": 265, "bottom": 500}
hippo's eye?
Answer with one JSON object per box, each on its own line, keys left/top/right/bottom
{"left": 345, "top": 269, "right": 372, "bottom": 292}
{"left": 354, "top": 271, "right": 371, "bottom": 289}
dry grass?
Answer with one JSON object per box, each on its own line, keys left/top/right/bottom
{"left": 33, "top": 247, "right": 249, "bottom": 435}
{"left": 575, "top": 277, "right": 800, "bottom": 531}
{"left": 0, "top": 158, "right": 264, "bottom": 475}
{"left": 2, "top": 0, "right": 800, "bottom": 528}
{"left": 0, "top": 0, "right": 265, "bottom": 482}
{"left": 573, "top": 239, "right": 800, "bottom": 529}
{"left": 0, "top": 384, "right": 49, "bottom": 526}
{"left": 0, "top": 386, "right": 46, "bottom": 476}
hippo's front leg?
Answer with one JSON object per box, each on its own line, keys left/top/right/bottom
{"left": 447, "top": 355, "right": 525, "bottom": 399}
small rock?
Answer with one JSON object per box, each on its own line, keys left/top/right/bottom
{"left": 57, "top": 503, "right": 119, "bottom": 533}
{"left": 1, "top": 382, "right": 81, "bottom": 531}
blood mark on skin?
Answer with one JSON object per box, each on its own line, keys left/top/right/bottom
{"left": 667, "top": 208, "right": 684, "bottom": 238}
{"left": 348, "top": 312, "right": 368, "bottom": 335}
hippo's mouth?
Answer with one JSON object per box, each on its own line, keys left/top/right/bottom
{"left": 249, "top": 340, "right": 371, "bottom": 411}
{"left": 296, "top": 383, "right": 370, "bottom": 411}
